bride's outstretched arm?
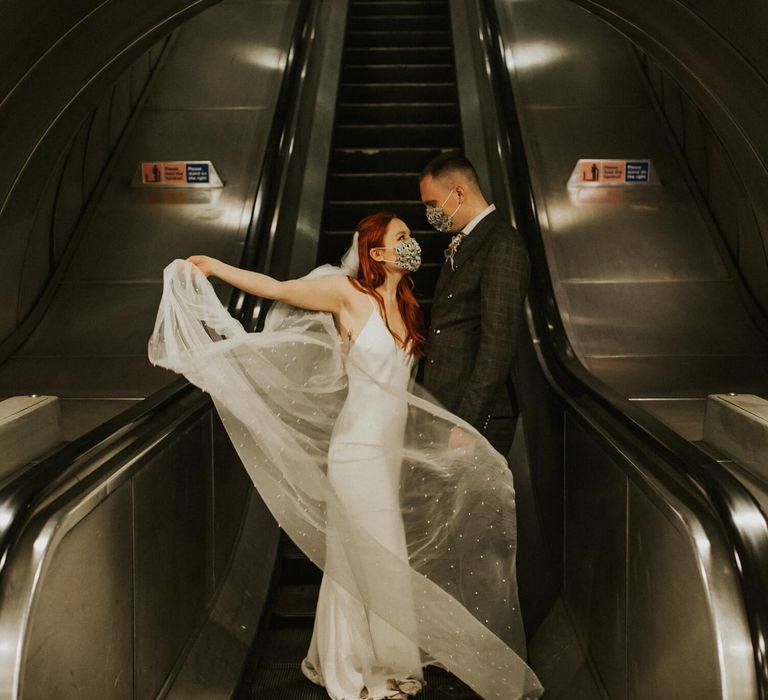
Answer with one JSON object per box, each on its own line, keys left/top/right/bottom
{"left": 187, "top": 255, "right": 347, "bottom": 313}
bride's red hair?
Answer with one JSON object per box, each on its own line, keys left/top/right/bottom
{"left": 349, "top": 211, "right": 426, "bottom": 357}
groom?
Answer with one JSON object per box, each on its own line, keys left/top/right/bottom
{"left": 419, "top": 151, "right": 530, "bottom": 456}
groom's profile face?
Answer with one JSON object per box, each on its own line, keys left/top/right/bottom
{"left": 419, "top": 174, "right": 465, "bottom": 232}
{"left": 419, "top": 174, "right": 449, "bottom": 211}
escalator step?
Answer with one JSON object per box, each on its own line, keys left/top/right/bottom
{"left": 344, "top": 47, "right": 453, "bottom": 65}
{"left": 336, "top": 102, "right": 459, "bottom": 125}
{"left": 346, "top": 15, "right": 450, "bottom": 32}
{"left": 343, "top": 64, "right": 453, "bottom": 84}
{"left": 327, "top": 172, "right": 422, "bottom": 200}
{"left": 281, "top": 539, "right": 323, "bottom": 585}
{"left": 330, "top": 147, "right": 444, "bottom": 173}
{"left": 339, "top": 82, "right": 456, "bottom": 102}
{"left": 324, "top": 201, "right": 427, "bottom": 230}
{"left": 346, "top": 30, "right": 451, "bottom": 48}
{"left": 349, "top": 1, "right": 449, "bottom": 18}
{"left": 335, "top": 124, "right": 461, "bottom": 148}
{"left": 273, "top": 584, "right": 319, "bottom": 628}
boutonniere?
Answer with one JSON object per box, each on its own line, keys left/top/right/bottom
{"left": 444, "top": 231, "right": 467, "bottom": 271}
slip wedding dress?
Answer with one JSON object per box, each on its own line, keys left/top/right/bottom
{"left": 147, "top": 250, "right": 542, "bottom": 700}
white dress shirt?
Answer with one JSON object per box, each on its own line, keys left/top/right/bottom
{"left": 461, "top": 204, "right": 496, "bottom": 235}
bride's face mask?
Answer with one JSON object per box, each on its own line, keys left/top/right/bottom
{"left": 426, "top": 188, "right": 462, "bottom": 232}
{"left": 372, "top": 238, "right": 422, "bottom": 272}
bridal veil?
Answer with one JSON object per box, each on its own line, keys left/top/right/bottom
{"left": 147, "top": 250, "right": 542, "bottom": 699}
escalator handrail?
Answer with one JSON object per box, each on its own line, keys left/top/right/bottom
{"left": 0, "top": 0, "right": 314, "bottom": 571}
{"left": 479, "top": 0, "right": 768, "bottom": 694}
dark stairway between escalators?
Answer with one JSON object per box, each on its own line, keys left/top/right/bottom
{"left": 241, "top": 1, "right": 467, "bottom": 698}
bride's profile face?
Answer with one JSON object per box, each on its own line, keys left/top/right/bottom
{"left": 382, "top": 218, "right": 412, "bottom": 248}
{"left": 370, "top": 218, "right": 412, "bottom": 264}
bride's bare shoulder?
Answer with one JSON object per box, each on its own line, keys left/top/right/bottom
{"left": 341, "top": 277, "right": 375, "bottom": 309}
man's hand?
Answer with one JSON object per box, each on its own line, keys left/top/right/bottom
{"left": 448, "top": 425, "right": 475, "bottom": 450}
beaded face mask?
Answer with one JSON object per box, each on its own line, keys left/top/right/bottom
{"left": 426, "top": 188, "right": 462, "bottom": 232}
{"left": 376, "top": 238, "right": 422, "bottom": 272}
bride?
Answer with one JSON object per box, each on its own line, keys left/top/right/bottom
{"left": 148, "top": 212, "right": 543, "bottom": 700}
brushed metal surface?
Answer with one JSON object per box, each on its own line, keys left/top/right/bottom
{"left": 165, "top": 488, "right": 280, "bottom": 700}
{"left": 495, "top": 0, "right": 768, "bottom": 436}
{"left": 582, "top": 356, "right": 768, "bottom": 399}
{"left": 564, "top": 419, "right": 627, "bottom": 700}
{"left": 499, "top": 0, "right": 648, "bottom": 109}
{"left": 626, "top": 481, "right": 755, "bottom": 700}
{"left": 145, "top": 0, "right": 298, "bottom": 110}
{"left": 133, "top": 419, "right": 211, "bottom": 699}
{"left": 0, "top": 396, "right": 62, "bottom": 476}
{"left": 58, "top": 398, "right": 140, "bottom": 441}
{"left": 0, "top": 356, "right": 175, "bottom": 399}
{"left": 212, "top": 414, "right": 251, "bottom": 585}
{"left": 66, "top": 108, "right": 275, "bottom": 282}
{"left": 563, "top": 414, "right": 757, "bottom": 700}
{"left": 630, "top": 397, "right": 706, "bottom": 441}
{"left": 703, "top": 394, "right": 768, "bottom": 483}
{"left": 560, "top": 280, "right": 766, "bottom": 359}
{"left": 20, "top": 483, "right": 134, "bottom": 700}
{"left": 528, "top": 597, "right": 607, "bottom": 700}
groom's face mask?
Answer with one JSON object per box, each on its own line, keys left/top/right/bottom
{"left": 372, "top": 238, "right": 422, "bottom": 272}
{"left": 426, "top": 188, "right": 462, "bottom": 233}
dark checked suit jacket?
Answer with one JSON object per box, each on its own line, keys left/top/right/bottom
{"left": 423, "top": 209, "right": 530, "bottom": 435}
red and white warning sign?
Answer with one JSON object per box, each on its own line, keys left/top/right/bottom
{"left": 569, "top": 159, "right": 653, "bottom": 187}
{"left": 133, "top": 160, "right": 223, "bottom": 188}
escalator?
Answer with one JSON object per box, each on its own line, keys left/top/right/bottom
{"left": 240, "top": 3, "right": 470, "bottom": 697}
{"left": 0, "top": 0, "right": 767, "bottom": 699}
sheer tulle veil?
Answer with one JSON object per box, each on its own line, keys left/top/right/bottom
{"left": 147, "top": 237, "right": 543, "bottom": 699}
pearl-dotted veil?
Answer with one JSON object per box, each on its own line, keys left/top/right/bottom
{"left": 147, "top": 242, "right": 542, "bottom": 699}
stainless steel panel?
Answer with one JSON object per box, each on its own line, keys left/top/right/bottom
{"left": 58, "top": 398, "right": 139, "bottom": 441}
{"left": 499, "top": 0, "right": 648, "bottom": 108}
{"left": 630, "top": 398, "right": 706, "bottom": 441}
{"left": 145, "top": 0, "right": 299, "bottom": 110}
{"left": 564, "top": 419, "right": 627, "bottom": 700}
{"left": 561, "top": 280, "right": 766, "bottom": 358}
{"left": 16, "top": 162, "right": 57, "bottom": 320}
{"left": 212, "top": 415, "right": 251, "bottom": 586}
{"left": 703, "top": 394, "right": 768, "bottom": 482}
{"left": 53, "top": 120, "right": 88, "bottom": 261}
{"left": 66, "top": 108, "right": 273, "bottom": 283}
{"left": 583, "top": 355, "right": 768, "bottom": 399}
{"left": 528, "top": 598, "right": 606, "bottom": 700}
{"left": 523, "top": 107, "right": 728, "bottom": 283}
{"left": 496, "top": 0, "right": 768, "bottom": 413}
{"left": 134, "top": 418, "right": 212, "bottom": 699}
{"left": 109, "top": 78, "right": 133, "bottom": 150}
{"left": 83, "top": 99, "right": 112, "bottom": 197}
{"left": 0, "top": 396, "right": 62, "bottom": 475}
{"left": 20, "top": 283, "right": 165, "bottom": 357}
{"left": 21, "top": 482, "right": 134, "bottom": 700}
{"left": 0, "top": 356, "right": 175, "bottom": 398}
{"left": 130, "top": 51, "right": 153, "bottom": 104}
{"left": 626, "top": 485, "right": 719, "bottom": 700}
{"left": 165, "top": 490, "right": 280, "bottom": 700}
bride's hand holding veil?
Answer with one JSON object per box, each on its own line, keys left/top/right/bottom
{"left": 187, "top": 254, "right": 220, "bottom": 277}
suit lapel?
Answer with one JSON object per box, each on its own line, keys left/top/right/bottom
{"left": 453, "top": 210, "right": 498, "bottom": 267}
{"left": 433, "top": 211, "right": 499, "bottom": 303}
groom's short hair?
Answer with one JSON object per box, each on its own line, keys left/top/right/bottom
{"left": 420, "top": 151, "right": 479, "bottom": 185}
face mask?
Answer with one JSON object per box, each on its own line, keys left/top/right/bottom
{"left": 375, "top": 238, "right": 422, "bottom": 272}
{"left": 426, "top": 188, "right": 462, "bottom": 232}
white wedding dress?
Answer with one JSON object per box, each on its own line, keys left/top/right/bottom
{"left": 301, "top": 295, "right": 422, "bottom": 699}
{"left": 148, "top": 258, "right": 543, "bottom": 700}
